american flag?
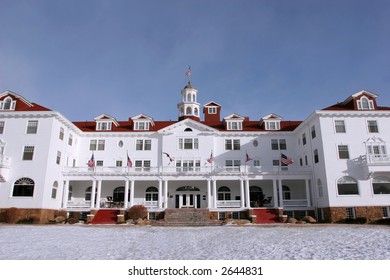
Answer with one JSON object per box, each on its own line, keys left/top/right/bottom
{"left": 207, "top": 152, "right": 213, "bottom": 164}
{"left": 281, "top": 153, "right": 294, "bottom": 165}
{"left": 163, "top": 152, "right": 174, "bottom": 162}
{"left": 87, "top": 153, "right": 95, "bottom": 168}
{"left": 185, "top": 66, "right": 191, "bottom": 77}
{"left": 127, "top": 153, "right": 133, "bottom": 168}
{"left": 245, "top": 152, "right": 253, "bottom": 162}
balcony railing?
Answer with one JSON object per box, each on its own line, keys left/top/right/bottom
{"left": 282, "top": 199, "right": 308, "bottom": 207}
{"left": 365, "top": 154, "right": 390, "bottom": 164}
{"left": 216, "top": 200, "right": 241, "bottom": 208}
{"left": 0, "top": 155, "right": 11, "bottom": 167}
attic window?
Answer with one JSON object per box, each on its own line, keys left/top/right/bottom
{"left": 226, "top": 121, "right": 243, "bottom": 130}
{"left": 0, "top": 97, "right": 16, "bottom": 111}
{"left": 184, "top": 128, "right": 192, "bottom": 132}
{"left": 134, "top": 121, "right": 150, "bottom": 131}
{"left": 96, "top": 121, "right": 112, "bottom": 131}
{"left": 208, "top": 107, "right": 217, "bottom": 114}
{"left": 357, "top": 96, "right": 374, "bottom": 110}
{"left": 265, "top": 121, "right": 280, "bottom": 130}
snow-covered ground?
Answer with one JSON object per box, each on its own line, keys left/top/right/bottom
{"left": 0, "top": 224, "right": 389, "bottom": 260}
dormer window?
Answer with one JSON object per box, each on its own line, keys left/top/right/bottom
{"left": 0, "top": 97, "right": 16, "bottom": 110}
{"left": 134, "top": 121, "right": 150, "bottom": 130}
{"left": 208, "top": 107, "right": 217, "bottom": 114}
{"left": 357, "top": 96, "right": 374, "bottom": 110}
{"left": 265, "top": 121, "right": 280, "bottom": 130}
{"left": 96, "top": 121, "right": 112, "bottom": 131}
{"left": 227, "top": 121, "right": 242, "bottom": 130}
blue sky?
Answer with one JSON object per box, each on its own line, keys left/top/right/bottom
{"left": 1, "top": 0, "right": 390, "bottom": 122}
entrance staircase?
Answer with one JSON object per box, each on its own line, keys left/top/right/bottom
{"left": 154, "top": 209, "right": 222, "bottom": 226}
{"left": 91, "top": 209, "right": 119, "bottom": 224}
{"left": 252, "top": 208, "right": 280, "bottom": 223}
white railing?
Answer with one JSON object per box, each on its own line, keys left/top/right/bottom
{"left": 282, "top": 199, "right": 308, "bottom": 207}
{"left": 67, "top": 200, "right": 91, "bottom": 208}
{"left": 217, "top": 200, "right": 241, "bottom": 208}
{"left": 142, "top": 201, "right": 158, "bottom": 207}
{"left": 365, "top": 154, "right": 390, "bottom": 164}
{"left": 0, "top": 155, "right": 11, "bottom": 166}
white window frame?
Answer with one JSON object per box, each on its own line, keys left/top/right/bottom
{"left": 0, "top": 97, "right": 16, "bottom": 110}
{"left": 96, "top": 121, "right": 112, "bottom": 131}
{"left": 134, "top": 121, "right": 150, "bottom": 131}
{"left": 26, "top": 120, "right": 38, "bottom": 134}
{"left": 226, "top": 121, "right": 243, "bottom": 131}
{"left": 265, "top": 121, "right": 280, "bottom": 130}
{"left": 68, "top": 134, "right": 73, "bottom": 146}
{"left": 56, "top": 151, "right": 61, "bottom": 165}
{"left": 0, "top": 121, "right": 4, "bottom": 134}
{"left": 367, "top": 120, "right": 379, "bottom": 133}
{"left": 357, "top": 96, "right": 374, "bottom": 110}
{"left": 382, "top": 206, "right": 389, "bottom": 218}
{"left": 346, "top": 207, "right": 356, "bottom": 219}
{"left": 135, "top": 160, "right": 151, "bottom": 172}
{"left": 208, "top": 107, "right": 217, "bottom": 114}
{"left": 225, "top": 160, "right": 241, "bottom": 172}
{"left": 225, "top": 139, "right": 240, "bottom": 150}
{"left": 59, "top": 127, "right": 64, "bottom": 140}
{"left": 22, "top": 146, "right": 35, "bottom": 160}
{"left": 337, "top": 145, "right": 350, "bottom": 159}
{"left": 178, "top": 138, "right": 198, "bottom": 150}
{"left": 334, "top": 120, "right": 346, "bottom": 133}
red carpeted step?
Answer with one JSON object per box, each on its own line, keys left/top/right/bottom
{"left": 252, "top": 209, "right": 280, "bottom": 223}
{"left": 91, "top": 210, "right": 119, "bottom": 224}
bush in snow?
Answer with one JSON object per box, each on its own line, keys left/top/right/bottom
{"left": 127, "top": 205, "right": 148, "bottom": 221}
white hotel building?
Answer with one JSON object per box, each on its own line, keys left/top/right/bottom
{"left": 0, "top": 83, "right": 389, "bottom": 223}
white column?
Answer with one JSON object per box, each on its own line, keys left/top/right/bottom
{"left": 245, "top": 179, "right": 250, "bottom": 208}
{"left": 278, "top": 179, "right": 283, "bottom": 207}
{"left": 124, "top": 180, "right": 130, "bottom": 208}
{"left": 272, "top": 179, "right": 278, "bottom": 208}
{"left": 91, "top": 180, "right": 97, "bottom": 209}
{"left": 305, "top": 179, "right": 311, "bottom": 207}
{"left": 164, "top": 180, "right": 169, "bottom": 209}
{"left": 62, "top": 180, "right": 69, "bottom": 209}
{"left": 96, "top": 180, "right": 102, "bottom": 209}
{"left": 240, "top": 179, "right": 245, "bottom": 208}
{"left": 158, "top": 180, "right": 163, "bottom": 208}
{"left": 130, "top": 180, "right": 135, "bottom": 207}
{"left": 207, "top": 179, "right": 211, "bottom": 208}
{"left": 212, "top": 179, "right": 217, "bottom": 208}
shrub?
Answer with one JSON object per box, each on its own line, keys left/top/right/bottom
{"left": 67, "top": 218, "right": 79, "bottom": 224}
{"left": 16, "top": 217, "right": 36, "bottom": 224}
{"left": 6, "top": 208, "right": 19, "bottom": 224}
{"left": 127, "top": 205, "right": 148, "bottom": 221}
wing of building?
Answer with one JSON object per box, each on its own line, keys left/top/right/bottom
{"left": 0, "top": 85, "right": 389, "bottom": 224}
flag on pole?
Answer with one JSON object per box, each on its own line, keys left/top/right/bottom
{"left": 206, "top": 151, "right": 213, "bottom": 164}
{"left": 245, "top": 152, "right": 253, "bottom": 162}
{"left": 281, "top": 153, "right": 294, "bottom": 165}
{"left": 163, "top": 152, "right": 174, "bottom": 163}
{"left": 87, "top": 153, "right": 95, "bottom": 168}
{"left": 127, "top": 153, "right": 133, "bottom": 168}
{"left": 185, "top": 66, "right": 191, "bottom": 77}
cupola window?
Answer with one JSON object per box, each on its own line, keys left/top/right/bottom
{"left": 357, "top": 96, "right": 374, "bottom": 110}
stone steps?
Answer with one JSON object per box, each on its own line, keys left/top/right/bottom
{"left": 154, "top": 208, "right": 222, "bottom": 226}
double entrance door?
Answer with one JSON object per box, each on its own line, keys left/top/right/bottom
{"left": 175, "top": 193, "right": 201, "bottom": 208}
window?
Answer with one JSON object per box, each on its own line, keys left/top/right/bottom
{"left": 335, "top": 120, "right": 346, "bottom": 133}
{"left": 314, "top": 149, "right": 319, "bottom": 163}
{"left": 218, "top": 186, "right": 231, "bottom": 200}
{"left": 305, "top": 155, "right": 308, "bottom": 165}
{"left": 135, "top": 160, "right": 151, "bottom": 171}
{"left": 145, "top": 186, "right": 158, "bottom": 201}
{"left": 59, "top": 127, "right": 64, "bottom": 140}
{"left": 68, "top": 186, "right": 73, "bottom": 201}
{"left": 253, "top": 160, "right": 260, "bottom": 167}
{"left": 225, "top": 139, "right": 240, "bottom": 150}
{"left": 382, "top": 207, "right": 389, "bottom": 218}
{"left": 85, "top": 186, "right": 97, "bottom": 201}
{"left": 89, "top": 140, "right": 97, "bottom": 150}
{"left": 0, "top": 121, "right": 4, "bottom": 134}
{"left": 311, "top": 125, "right": 316, "bottom": 139}
{"left": 299, "top": 158, "right": 303, "bottom": 166}
{"left": 136, "top": 139, "right": 152, "bottom": 150}
{"left": 232, "top": 212, "right": 241, "bottom": 219}
{"left": 68, "top": 134, "right": 73, "bottom": 146}
{"left": 176, "top": 159, "right": 200, "bottom": 172}
{"left": 271, "top": 139, "right": 287, "bottom": 150}
{"left": 338, "top": 145, "right": 350, "bottom": 159}
{"left": 227, "top": 121, "right": 242, "bottom": 130}
{"left": 51, "top": 181, "right": 58, "bottom": 199}
{"left": 372, "top": 176, "right": 390, "bottom": 194}
{"left": 134, "top": 121, "right": 150, "bottom": 130}
{"left": 0, "top": 97, "right": 16, "bottom": 110}
{"left": 56, "top": 151, "right": 61, "bottom": 164}
{"left": 273, "top": 160, "right": 280, "bottom": 167}
{"left": 23, "top": 146, "right": 34, "bottom": 160}
{"left": 218, "top": 212, "right": 227, "bottom": 220}
{"left": 26, "top": 120, "right": 38, "bottom": 134}
{"left": 97, "top": 140, "right": 105, "bottom": 151}
{"left": 208, "top": 107, "right": 217, "bottom": 114}
{"left": 302, "top": 133, "right": 307, "bottom": 145}
{"left": 13, "top": 177, "right": 35, "bottom": 197}
{"left": 225, "top": 160, "right": 241, "bottom": 172}
{"left": 265, "top": 121, "right": 280, "bottom": 130}
{"left": 96, "top": 160, "right": 103, "bottom": 166}
{"left": 357, "top": 96, "right": 374, "bottom": 110}
{"left": 317, "top": 179, "right": 323, "bottom": 198}
{"left": 282, "top": 186, "right": 291, "bottom": 200}
{"left": 178, "top": 138, "right": 198, "bottom": 150}
{"left": 337, "top": 176, "right": 359, "bottom": 195}
{"left": 96, "top": 122, "right": 112, "bottom": 131}
{"left": 346, "top": 208, "right": 356, "bottom": 219}
{"left": 116, "top": 160, "right": 123, "bottom": 167}
{"left": 367, "top": 120, "right": 379, "bottom": 133}
{"left": 113, "top": 186, "right": 130, "bottom": 202}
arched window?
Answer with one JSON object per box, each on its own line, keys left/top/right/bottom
{"left": 186, "top": 107, "right": 192, "bottom": 115}
{"left": 184, "top": 128, "right": 192, "bottom": 132}
{"left": 12, "top": 177, "right": 35, "bottom": 197}
{"left": 3, "top": 97, "right": 12, "bottom": 110}
{"left": 357, "top": 96, "right": 374, "bottom": 110}
{"left": 317, "top": 179, "right": 323, "bottom": 198}
{"left": 337, "top": 176, "right": 359, "bottom": 195}
{"left": 186, "top": 93, "right": 191, "bottom": 102}
{"left": 282, "top": 185, "right": 291, "bottom": 200}
{"left": 51, "top": 181, "right": 58, "bottom": 199}
{"left": 194, "top": 107, "right": 199, "bottom": 116}
{"left": 113, "top": 186, "right": 130, "bottom": 201}
{"left": 146, "top": 186, "right": 158, "bottom": 201}
{"left": 372, "top": 176, "right": 390, "bottom": 194}
{"left": 85, "top": 186, "right": 97, "bottom": 201}
{"left": 218, "top": 186, "right": 231, "bottom": 200}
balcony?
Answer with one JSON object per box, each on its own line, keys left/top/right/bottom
{"left": 0, "top": 155, "right": 11, "bottom": 182}
{"left": 282, "top": 199, "right": 308, "bottom": 207}
{"left": 216, "top": 200, "right": 241, "bottom": 208}
{"left": 361, "top": 154, "right": 390, "bottom": 173}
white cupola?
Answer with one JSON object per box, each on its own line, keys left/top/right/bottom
{"left": 177, "top": 82, "right": 201, "bottom": 121}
